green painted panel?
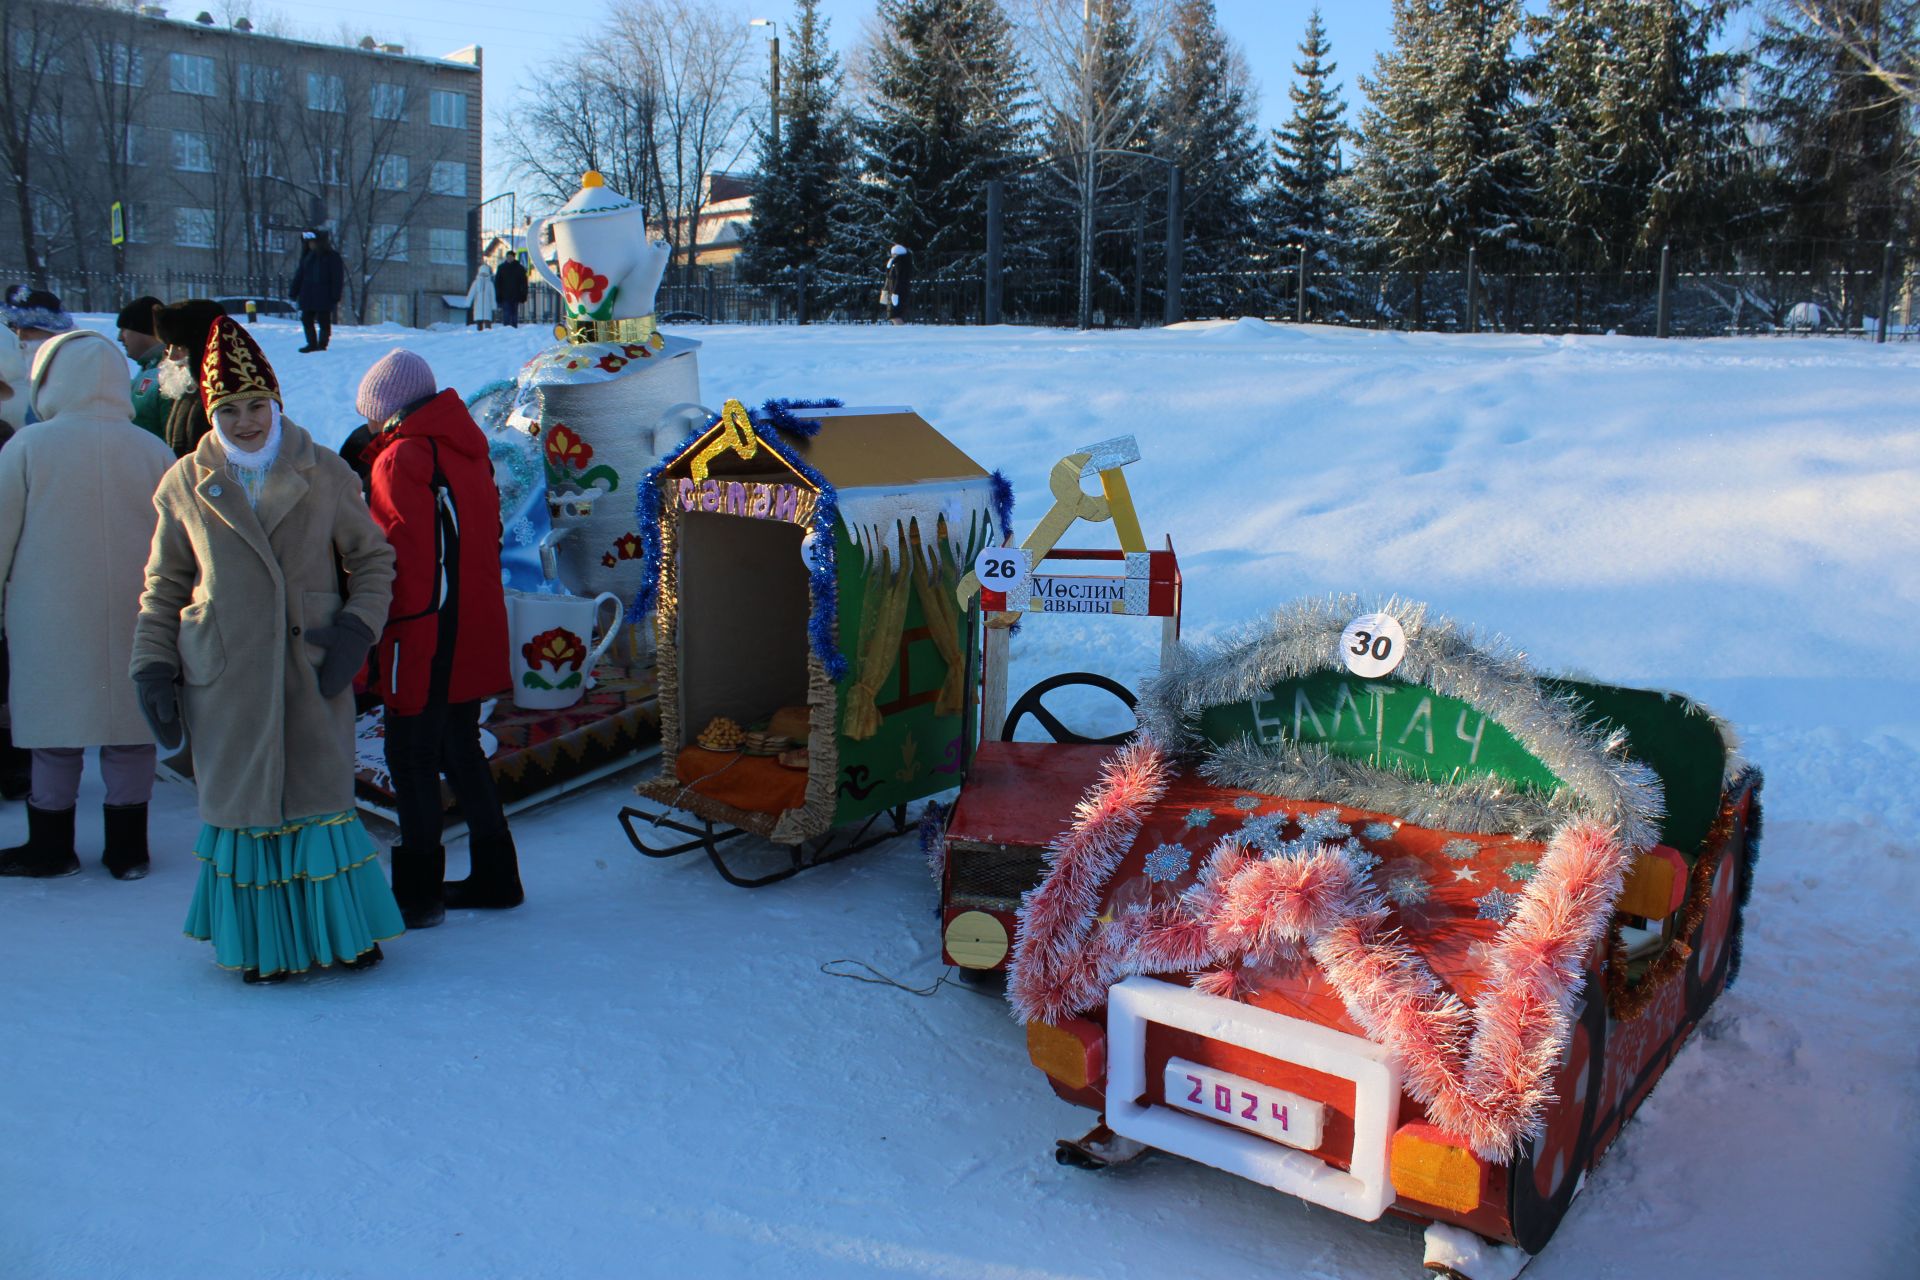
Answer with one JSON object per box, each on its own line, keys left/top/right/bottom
{"left": 1195, "top": 670, "right": 1562, "bottom": 794}
{"left": 1545, "top": 678, "right": 1727, "bottom": 857}
{"left": 830, "top": 528, "right": 969, "bottom": 825}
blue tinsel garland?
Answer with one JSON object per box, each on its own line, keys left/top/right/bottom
{"left": 756, "top": 396, "right": 843, "bottom": 439}
{"left": 628, "top": 398, "right": 851, "bottom": 681}
{"left": 988, "top": 469, "right": 1015, "bottom": 541}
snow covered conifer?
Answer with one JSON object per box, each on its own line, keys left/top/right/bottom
{"left": 738, "top": 0, "right": 853, "bottom": 285}
{"left": 821, "top": 0, "right": 1032, "bottom": 288}
{"left": 1150, "top": 0, "right": 1267, "bottom": 317}
{"left": 1261, "top": 8, "right": 1359, "bottom": 319}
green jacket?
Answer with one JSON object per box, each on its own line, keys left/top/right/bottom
{"left": 129, "top": 346, "right": 168, "bottom": 440}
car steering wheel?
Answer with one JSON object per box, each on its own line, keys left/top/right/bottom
{"left": 1002, "top": 672, "right": 1138, "bottom": 745}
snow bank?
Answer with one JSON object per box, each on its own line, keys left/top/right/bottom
{"left": 4, "top": 319, "right": 1915, "bottom": 1278}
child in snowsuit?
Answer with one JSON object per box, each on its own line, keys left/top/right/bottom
{"left": 0, "top": 332, "right": 174, "bottom": 877}
{"left": 132, "top": 317, "right": 402, "bottom": 982}
{"left": 355, "top": 350, "right": 522, "bottom": 929}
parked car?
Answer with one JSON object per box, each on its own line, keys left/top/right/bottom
{"left": 1007, "top": 599, "right": 1762, "bottom": 1280}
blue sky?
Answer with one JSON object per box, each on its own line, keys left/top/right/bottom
{"left": 239, "top": 1, "right": 1398, "bottom": 197}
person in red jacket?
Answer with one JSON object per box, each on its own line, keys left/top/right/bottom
{"left": 355, "top": 350, "right": 522, "bottom": 928}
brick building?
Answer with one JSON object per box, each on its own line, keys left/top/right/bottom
{"left": 0, "top": 1, "right": 483, "bottom": 326}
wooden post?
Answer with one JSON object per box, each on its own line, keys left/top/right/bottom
{"left": 1297, "top": 243, "right": 1308, "bottom": 323}
{"left": 1164, "top": 164, "right": 1183, "bottom": 326}
{"left": 1879, "top": 241, "right": 1896, "bottom": 343}
{"left": 980, "top": 625, "right": 1011, "bottom": 743}
{"left": 1465, "top": 246, "right": 1478, "bottom": 333}
{"left": 1656, "top": 244, "right": 1672, "bottom": 338}
{"left": 985, "top": 178, "right": 1004, "bottom": 325}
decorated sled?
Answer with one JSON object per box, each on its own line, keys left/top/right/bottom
{"left": 937, "top": 436, "right": 1182, "bottom": 975}
{"left": 618, "top": 399, "right": 1004, "bottom": 887}
{"left": 1009, "top": 599, "right": 1761, "bottom": 1278}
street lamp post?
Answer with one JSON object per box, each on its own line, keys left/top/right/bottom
{"left": 749, "top": 18, "right": 780, "bottom": 155}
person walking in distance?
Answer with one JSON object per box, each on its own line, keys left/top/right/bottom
{"left": 289, "top": 229, "right": 346, "bottom": 353}
{"left": 117, "top": 296, "right": 169, "bottom": 441}
{"left": 465, "top": 261, "right": 498, "bottom": 331}
{"left": 132, "top": 317, "right": 401, "bottom": 982}
{"left": 884, "top": 244, "right": 912, "bottom": 324}
{"left": 356, "top": 350, "right": 523, "bottom": 928}
{"left": 494, "top": 253, "right": 529, "bottom": 328}
{"left": 0, "top": 332, "right": 176, "bottom": 877}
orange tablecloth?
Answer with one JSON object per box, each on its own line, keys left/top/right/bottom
{"left": 673, "top": 746, "right": 810, "bottom": 817}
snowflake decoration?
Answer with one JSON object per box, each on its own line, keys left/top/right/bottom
{"left": 1476, "top": 888, "right": 1521, "bottom": 922}
{"left": 1232, "top": 795, "right": 1262, "bottom": 811}
{"left": 1298, "top": 809, "right": 1352, "bottom": 843}
{"left": 1386, "top": 874, "right": 1430, "bottom": 907}
{"left": 1183, "top": 809, "right": 1215, "bottom": 831}
{"left": 1363, "top": 822, "right": 1398, "bottom": 843}
{"left": 1442, "top": 838, "right": 1480, "bottom": 862}
{"left": 1144, "top": 842, "right": 1193, "bottom": 884}
{"left": 1239, "top": 811, "right": 1291, "bottom": 853}
{"left": 506, "top": 516, "right": 537, "bottom": 547}
{"left": 1342, "top": 841, "right": 1382, "bottom": 876}
{"left": 1506, "top": 860, "right": 1540, "bottom": 883}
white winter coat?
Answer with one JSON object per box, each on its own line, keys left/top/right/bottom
{"left": 466, "top": 265, "right": 497, "bottom": 324}
{"left": 0, "top": 326, "right": 25, "bottom": 433}
{"left": 0, "top": 330, "right": 175, "bottom": 747}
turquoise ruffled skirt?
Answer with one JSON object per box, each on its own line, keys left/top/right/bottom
{"left": 183, "top": 812, "right": 405, "bottom": 977}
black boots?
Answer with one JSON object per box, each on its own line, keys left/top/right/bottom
{"left": 102, "top": 803, "right": 150, "bottom": 880}
{"left": 444, "top": 831, "right": 525, "bottom": 910}
{"left": 390, "top": 845, "right": 446, "bottom": 930}
{"left": 0, "top": 804, "right": 80, "bottom": 877}
{"left": 0, "top": 724, "right": 29, "bottom": 802}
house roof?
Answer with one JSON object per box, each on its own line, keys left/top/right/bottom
{"left": 673, "top": 405, "right": 989, "bottom": 491}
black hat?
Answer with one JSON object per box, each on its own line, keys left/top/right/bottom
{"left": 117, "top": 295, "right": 163, "bottom": 335}
{"left": 151, "top": 298, "right": 228, "bottom": 372}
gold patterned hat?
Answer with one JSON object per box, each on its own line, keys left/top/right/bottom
{"left": 200, "top": 315, "right": 281, "bottom": 416}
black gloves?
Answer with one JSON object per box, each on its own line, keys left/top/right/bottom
{"left": 307, "top": 614, "right": 375, "bottom": 699}
{"left": 133, "top": 665, "right": 183, "bottom": 751}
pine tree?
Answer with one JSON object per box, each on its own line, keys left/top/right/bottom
{"left": 1351, "top": 0, "right": 1533, "bottom": 288}
{"left": 1760, "top": 0, "right": 1914, "bottom": 250}
{"left": 821, "top": 0, "right": 1031, "bottom": 296}
{"left": 1531, "top": 1, "right": 1747, "bottom": 268}
{"left": 737, "top": 0, "right": 852, "bottom": 284}
{"left": 1151, "top": 0, "right": 1267, "bottom": 318}
{"left": 1262, "top": 8, "right": 1357, "bottom": 319}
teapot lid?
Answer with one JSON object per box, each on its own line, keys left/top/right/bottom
{"left": 556, "top": 171, "right": 639, "bottom": 218}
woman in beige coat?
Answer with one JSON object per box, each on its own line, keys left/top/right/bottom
{"left": 131, "top": 317, "right": 403, "bottom": 982}
{"left": 0, "top": 330, "right": 175, "bottom": 878}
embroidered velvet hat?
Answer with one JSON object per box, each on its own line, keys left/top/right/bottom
{"left": 200, "top": 315, "right": 281, "bottom": 416}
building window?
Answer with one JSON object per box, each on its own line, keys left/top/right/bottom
{"left": 117, "top": 125, "right": 145, "bottom": 166}
{"left": 172, "top": 130, "right": 214, "bottom": 173}
{"left": 169, "top": 52, "right": 215, "bottom": 96}
{"left": 307, "top": 71, "right": 345, "bottom": 113}
{"left": 29, "top": 114, "right": 67, "bottom": 155}
{"left": 374, "top": 154, "right": 409, "bottom": 191}
{"left": 242, "top": 138, "right": 278, "bottom": 179}
{"left": 252, "top": 217, "right": 287, "bottom": 254}
{"left": 429, "top": 160, "right": 467, "bottom": 198}
{"left": 123, "top": 203, "right": 150, "bottom": 244}
{"left": 373, "top": 224, "right": 408, "bottom": 260}
{"left": 311, "top": 146, "right": 343, "bottom": 187}
{"left": 95, "top": 43, "right": 144, "bottom": 87}
{"left": 369, "top": 293, "right": 409, "bottom": 325}
{"left": 429, "top": 227, "right": 465, "bottom": 265}
{"left": 236, "top": 63, "right": 281, "bottom": 103}
{"left": 371, "top": 81, "right": 408, "bottom": 121}
{"left": 176, "top": 207, "right": 216, "bottom": 249}
{"left": 429, "top": 89, "right": 467, "bottom": 129}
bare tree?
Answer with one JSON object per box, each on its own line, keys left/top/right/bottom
{"left": 0, "top": 0, "right": 75, "bottom": 281}
{"left": 190, "top": 48, "right": 297, "bottom": 291}
{"left": 504, "top": 0, "right": 751, "bottom": 274}
{"left": 1019, "top": 0, "right": 1167, "bottom": 327}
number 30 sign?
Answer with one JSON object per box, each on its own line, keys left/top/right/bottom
{"left": 1339, "top": 611, "right": 1406, "bottom": 678}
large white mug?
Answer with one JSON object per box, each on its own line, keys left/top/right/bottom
{"left": 506, "top": 589, "right": 623, "bottom": 710}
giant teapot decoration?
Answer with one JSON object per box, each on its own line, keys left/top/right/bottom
{"left": 527, "top": 171, "right": 672, "bottom": 338}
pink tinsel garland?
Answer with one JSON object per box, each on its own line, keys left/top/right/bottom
{"left": 1007, "top": 739, "right": 1634, "bottom": 1161}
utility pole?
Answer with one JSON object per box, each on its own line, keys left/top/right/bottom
{"left": 750, "top": 19, "right": 780, "bottom": 154}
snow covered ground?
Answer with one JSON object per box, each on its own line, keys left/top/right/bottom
{"left": 3, "top": 318, "right": 1916, "bottom": 1278}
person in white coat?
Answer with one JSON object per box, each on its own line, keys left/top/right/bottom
{"left": 0, "top": 330, "right": 176, "bottom": 878}
{"left": 0, "top": 327, "right": 29, "bottom": 802}
{"left": 466, "top": 262, "right": 498, "bottom": 330}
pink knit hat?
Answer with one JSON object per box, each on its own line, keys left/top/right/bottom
{"left": 356, "top": 348, "right": 437, "bottom": 424}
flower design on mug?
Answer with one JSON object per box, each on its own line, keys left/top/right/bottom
{"left": 601, "top": 552, "right": 617, "bottom": 568}
{"left": 559, "top": 259, "right": 610, "bottom": 305}
{"left": 595, "top": 353, "right": 628, "bottom": 374}
{"left": 522, "top": 627, "right": 585, "bottom": 673}
{"left": 544, "top": 423, "right": 594, "bottom": 472}
{"left": 612, "top": 532, "right": 643, "bottom": 560}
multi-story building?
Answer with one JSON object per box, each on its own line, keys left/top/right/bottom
{"left": 0, "top": 1, "right": 483, "bottom": 326}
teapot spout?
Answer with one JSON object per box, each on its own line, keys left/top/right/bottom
{"left": 626, "top": 239, "right": 671, "bottom": 319}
